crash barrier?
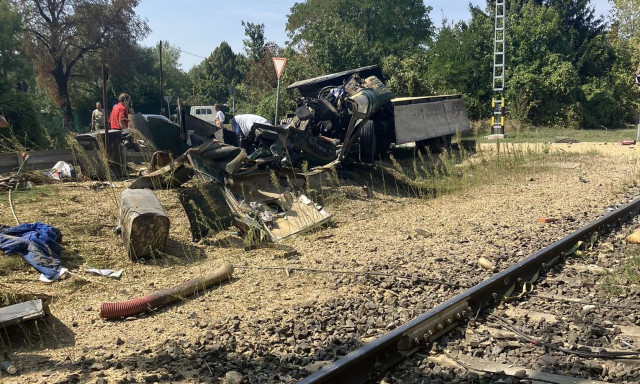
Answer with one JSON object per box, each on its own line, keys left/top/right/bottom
{"left": 0, "top": 149, "right": 150, "bottom": 176}
{"left": 99, "top": 262, "right": 234, "bottom": 319}
{"left": 0, "top": 150, "right": 73, "bottom": 174}
{"left": 119, "top": 188, "right": 170, "bottom": 260}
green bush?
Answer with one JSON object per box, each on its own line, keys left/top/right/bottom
{"left": 580, "top": 81, "right": 621, "bottom": 129}
{"left": 0, "top": 91, "right": 47, "bottom": 149}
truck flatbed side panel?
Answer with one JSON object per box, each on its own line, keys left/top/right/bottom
{"left": 391, "top": 94, "right": 462, "bottom": 106}
{"left": 393, "top": 97, "right": 470, "bottom": 144}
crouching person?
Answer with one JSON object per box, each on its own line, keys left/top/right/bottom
{"left": 230, "top": 114, "right": 270, "bottom": 153}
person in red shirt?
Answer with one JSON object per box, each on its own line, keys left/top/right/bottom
{"left": 110, "top": 93, "right": 130, "bottom": 130}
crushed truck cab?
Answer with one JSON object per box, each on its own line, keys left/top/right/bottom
{"left": 286, "top": 65, "right": 471, "bottom": 162}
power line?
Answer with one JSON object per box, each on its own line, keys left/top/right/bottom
{"left": 177, "top": 48, "right": 207, "bottom": 60}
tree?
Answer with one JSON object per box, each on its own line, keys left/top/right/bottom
{"left": 0, "top": 2, "right": 44, "bottom": 148}
{"left": 190, "top": 42, "right": 242, "bottom": 105}
{"left": 611, "top": 0, "right": 640, "bottom": 41}
{"left": 383, "top": 5, "right": 494, "bottom": 119}
{"left": 241, "top": 21, "right": 265, "bottom": 62}
{"left": 71, "top": 42, "right": 192, "bottom": 116}
{"left": 286, "top": 0, "right": 433, "bottom": 71}
{"left": 0, "top": 0, "right": 32, "bottom": 94}
{"left": 15, "top": 0, "right": 149, "bottom": 126}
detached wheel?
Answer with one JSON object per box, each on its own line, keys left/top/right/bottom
{"left": 359, "top": 120, "right": 377, "bottom": 163}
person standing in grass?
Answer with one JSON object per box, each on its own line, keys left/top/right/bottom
{"left": 91, "top": 102, "right": 104, "bottom": 131}
{"left": 110, "top": 93, "right": 130, "bottom": 130}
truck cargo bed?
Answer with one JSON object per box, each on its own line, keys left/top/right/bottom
{"left": 392, "top": 95, "right": 470, "bottom": 144}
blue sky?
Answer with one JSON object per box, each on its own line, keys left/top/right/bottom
{"left": 135, "top": 0, "right": 613, "bottom": 71}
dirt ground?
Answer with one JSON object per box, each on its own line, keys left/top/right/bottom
{"left": 1, "top": 141, "right": 640, "bottom": 383}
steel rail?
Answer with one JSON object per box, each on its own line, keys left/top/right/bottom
{"left": 299, "top": 197, "right": 640, "bottom": 384}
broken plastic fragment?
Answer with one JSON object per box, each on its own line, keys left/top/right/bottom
{"left": 87, "top": 268, "right": 124, "bottom": 279}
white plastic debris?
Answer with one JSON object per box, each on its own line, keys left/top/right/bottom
{"left": 87, "top": 268, "right": 123, "bottom": 279}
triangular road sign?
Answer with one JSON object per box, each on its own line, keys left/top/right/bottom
{"left": 272, "top": 57, "right": 287, "bottom": 79}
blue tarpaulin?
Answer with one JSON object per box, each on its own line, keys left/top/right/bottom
{"left": 0, "top": 222, "right": 63, "bottom": 279}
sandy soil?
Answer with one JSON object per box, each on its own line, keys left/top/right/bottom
{"left": 1, "top": 141, "right": 639, "bottom": 383}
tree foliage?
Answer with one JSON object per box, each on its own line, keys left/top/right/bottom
{"left": 287, "top": 0, "right": 433, "bottom": 72}
{"left": 190, "top": 42, "right": 242, "bottom": 105}
{"left": 242, "top": 21, "right": 266, "bottom": 62}
{"left": 15, "top": 0, "right": 149, "bottom": 126}
{"left": 0, "top": 0, "right": 32, "bottom": 94}
{"left": 4, "top": 0, "right": 640, "bottom": 138}
{"left": 0, "top": 1, "right": 44, "bottom": 149}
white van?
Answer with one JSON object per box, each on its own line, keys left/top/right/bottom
{"left": 190, "top": 106, "right": 215, "bottom": 125}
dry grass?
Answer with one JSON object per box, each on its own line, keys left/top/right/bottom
{"left": 0, "top": 140, "right": 639, "bottom": 382}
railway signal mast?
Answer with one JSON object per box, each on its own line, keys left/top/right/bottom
{"left": 491, "top": 0, "right": 506, "bottom": 137}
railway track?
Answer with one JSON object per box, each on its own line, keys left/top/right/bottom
{"left": 299, "top": 196, "right": 640, "bottom": 384}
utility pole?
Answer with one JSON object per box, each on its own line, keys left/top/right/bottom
{"left": 101, "top": 64, "right": 109, "bottom": 155}
{"left": 491, "top": 0, "right": 506, "bottom": 137}
{"left": 159, "top": 41, "right": 164, "bottom": 115}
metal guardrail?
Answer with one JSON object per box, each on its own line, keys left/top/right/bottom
{"left": 0, "top": 149, "right": 151, "bottom": 175}
{"left": 299, "top": 196, "right": 640, "bottom": 384}
{"left": 0, "top": 150, "right": 73, "bottom": 174}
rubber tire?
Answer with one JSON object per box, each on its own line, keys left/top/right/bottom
{"left": 359, "top": 120, "right": 377, "bottom": 164}
{"left": 416, "top": 135, "right": 452, "bottom": 155}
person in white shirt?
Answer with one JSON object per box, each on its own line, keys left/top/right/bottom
{"left": 214, "top": 104, "right": 225, "bottom": 128}
{"left": 230, "top": 114, "right": 270, "bottom": 151}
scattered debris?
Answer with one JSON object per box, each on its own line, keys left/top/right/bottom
{"left": 554, "top": 138, "right": 580, "bottom": 144}
{"left": 0, "top": 174, "right": 31, "bottom": 192}
{"left": 179, "top": 183, "right": 234, "bottom": 242}
{"left": 0, "top": 299, "right": 46, "bottom": 328}
{"left": 0, "top": 222, "right": 67, "bottom": 281}
{"left": 87, "top": 268, "right": 123, "bottom": 279}
{"left": 0, "top": 361, "right": 17, "bottom": 375}
{"left": 99, "top": 262, "right": 233, "bottom": 319}
{"left": 43, "top": 161, "right": 76, "bottom": 181}
{"left": 539, "top": 217, "right": 557, "bottom": 224}
{"left": 478, "top": 257, "right": 496, "bottom": 271}
{"left": 131, "top": 139, "right": 332, "bottom": 243}
{"left": 621, "top": 140, "right": 636, "bottom": 146}
{"left": 118, "top": 189, "right": 170, "bottom": 260}
{"left": 88, "top": 181, "right": 114, "bottom": 191}
{"left": 626, "top": 229, "right": 640, "bottom": 244}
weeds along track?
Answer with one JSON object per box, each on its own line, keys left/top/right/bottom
{"left": 2, "top": 143, "right": 640, "bottom": 384}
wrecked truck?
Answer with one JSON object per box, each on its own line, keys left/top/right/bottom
{"left": 269, "top": 65, "right": 471, "bottom": 164}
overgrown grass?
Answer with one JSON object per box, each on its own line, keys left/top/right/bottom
{"left": 473, "top": 120, "right": 637, "bottom": 143}
{"left": 306, "top": 141, "right": 582, "bottom": 205}
{"left": 0, "top": 254, "right": 29, "bottom": 276}
{"left": 601, "top": 248, "right": 640, "bottom": 296}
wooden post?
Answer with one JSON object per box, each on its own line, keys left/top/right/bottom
{"left": 159, "top": 41, "right": 164, "bottom": 115}
{"left": 101, "top": 64, "right": 109, "bottom": 156}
